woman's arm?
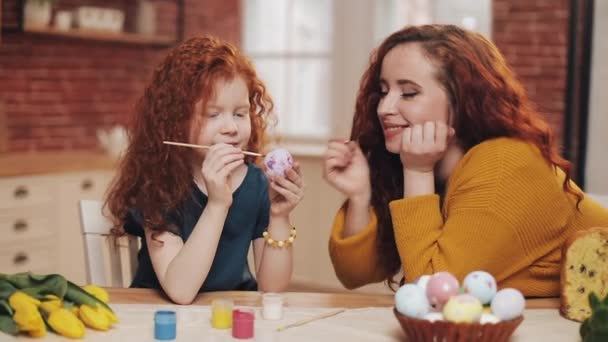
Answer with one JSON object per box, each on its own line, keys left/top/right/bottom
{"left": 146, "top": 202, "right": 229, "bottom": 305}
{"left": 392, "top": 139, "right": 576, "bottom": 284}
{"left": 328, "top": 204, "right": 388, "bottom": 289}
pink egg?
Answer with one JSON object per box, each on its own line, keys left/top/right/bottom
{"left": 263, "top": 148, "right": 294, "bottom": 178}
{"left": 426, "top": 272, "right": 460, "bottom": 308}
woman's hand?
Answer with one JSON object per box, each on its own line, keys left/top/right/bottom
{"left": 323, "top": 139, "right": 371, "bottom": 203}
{"left": 400, "top": 121, "right": 455, "bottom": 173}
{"left": 201, "top": 143, "right": 244, "bottom": 207}
{"left": 268, "top": 162, "right": 304, "bottom": 217}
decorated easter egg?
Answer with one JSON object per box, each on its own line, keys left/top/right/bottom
{"left": 479, "top": 312, "right": 500, "bottom": 324}
{"left": 442, "top": 294, "right": 483, "bottom": 323}
{"left": 422, "top": 311, "right": 444, "bottom": 322}
{"left": 413, "top": 274, "right": 432, "bottom": 292}
{"left": 426, "top": 272, "right": 460, "bottom": 308}
{"left": 490, "top": 288, "right": 525, "bottom": 320}
{"left": 463, "top": 270, "right": 497, "bottom": 305}
{"left": 264, "top": 148, "right": 294, "bottom": 177}
{"left": 395, "top": 284, "right": 431, "bottom": 319}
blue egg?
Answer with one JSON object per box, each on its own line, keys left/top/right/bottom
{"left": 395, "top": 284, "right": 431, "bottom": 319}
{"left": 491, "top": 288, "right": 525, "bottom": 320}
{"left": 463, "top": 270, "right": 497, "bottom": 305}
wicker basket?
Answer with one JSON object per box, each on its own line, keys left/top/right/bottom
{"left": 393, "top": 308, "right": 524, "bottom": 342}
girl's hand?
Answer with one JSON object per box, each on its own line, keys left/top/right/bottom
{"left": 323, "top": 139, "right": 371, "bottom": 203}
{"left": 201, "top": 143, "right": 244, "bottom": 207}
{"left": 400, "top": 121, "right": 455, "bottom": 173}
{"left": 268, "top": 162, "right": 304, "bottom": 217}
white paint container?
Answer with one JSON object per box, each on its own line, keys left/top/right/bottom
{"left": 262, "top": 293, "right": 284, "bottom": 320}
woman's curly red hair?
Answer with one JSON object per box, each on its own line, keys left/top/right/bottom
{"left": 105, "top": 36, "right": 273, "bottom": 236}
{"left": 351, "top": 25, "right": 582, "bottom": 288}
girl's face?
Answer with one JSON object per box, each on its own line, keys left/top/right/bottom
{"left": 377, "top": 43, "right": 451, "bottom": 154}
{"left": 191, "top": 76, "right": 252, "bottom": 156}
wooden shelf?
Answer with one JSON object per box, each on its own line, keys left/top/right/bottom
{"left": 24, "top": 26, "right": 176, "bottom": 47}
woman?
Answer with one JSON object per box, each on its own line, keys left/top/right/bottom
{"left": 323, "top": 25, "right": 608, "bottom": 297}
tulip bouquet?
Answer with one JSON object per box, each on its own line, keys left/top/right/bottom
{"left": 0, "top": 272, "right": 118, "bottom": 339}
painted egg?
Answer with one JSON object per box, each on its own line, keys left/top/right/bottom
{"left": 442, "top": 294, "right": 483, "bottom": 323}
{"left": 413, "top": 274, "right": 432, "bottom": 292}
{"left": 463, "top": 270, "right": 497, "bottom": 305}
{"left": 426, "top": 272, "right": 460, "bottom": 308}
{"left": 490, "top": 288, "right": 525, "bottom": 320}
{"left": 480, "top": 312, "right": 501, "bottom": 324}
{"left": 264, "top": 148, "right": 294, "bottom": 177}
{"left": 395, "top": 284, "right": 431, "bottom": 319}
{"left": 423, "top": 311, "right": 444, "bottom": 322}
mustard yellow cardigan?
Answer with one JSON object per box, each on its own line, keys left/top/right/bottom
{"left": 328, "top": 138, "right": 608, "bottom": 297}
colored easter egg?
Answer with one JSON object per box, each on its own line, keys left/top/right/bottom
{"left": 413, "top": 274, "right": 432, "bottom": 292}
{"left": 426, "top": 272, "right": 460, "bottom": 308}
{"left": 480, "top": 312, "right": 501, "bottom": 324}
{"left": 423, "top": 311, "right": 444, "bottom": 322}
{"left": 463, "top": 270, "right": 497, "bottom": 305}
{"left": 395, "top": 284, "right": 431, "bottom": 319}
{"left": 264, "top": 148, "right": 294, "bottom": 177}
{"left": 442, "top": 294, "right": 483, "bottom": 323}
{"left": 491, "top": 288, "right": 525, "bottom": 320}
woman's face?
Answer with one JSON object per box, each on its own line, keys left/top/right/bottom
{"left": 377, "top": 43, "right": 451, "bottom": 154}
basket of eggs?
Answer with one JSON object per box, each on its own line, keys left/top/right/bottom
{"left": 393, "top": 271, "right": 525, "bottom": 342}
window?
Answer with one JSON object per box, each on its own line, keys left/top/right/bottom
{"left": 242, "top": 0, "right": 491, "bottom": 147}
{"left": 243, "top": 0, "right": 333, "bottom": 139}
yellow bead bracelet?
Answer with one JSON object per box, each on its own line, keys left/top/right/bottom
{"left": 262, "top": 227, "right": 297, "bottom": 248}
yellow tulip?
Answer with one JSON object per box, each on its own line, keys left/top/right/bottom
{"left": 29, "top": 326, "right": 46, "bottom": 338}
{"left": 79, "top": 305, "right": 111, "bottom": 331}
{"left": 8, "top": 291, "right": 41, "bottom": 311}
{"left": 47, "top": 308, "right": 85, "bottom": 339}
{"left": 100, "top": 306, "right": 118, "bottom": 323}
{"left": 40, "top": 300, "right": 62, "bottom": 313}
{"left": 13, "top": 305, "right": 46, "bottom": 336}
{"left": 82, "top": 285, "right": 109, "bottom": 303}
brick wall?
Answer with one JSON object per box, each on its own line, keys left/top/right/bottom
{"left": 1, "top": 1, "right": 571, "bottom": 153}
{"left": 0, "top": 0, "right": 240, "bottom": 152}
{"left": 492, "top": 0, "right": 569, "bottom": 142}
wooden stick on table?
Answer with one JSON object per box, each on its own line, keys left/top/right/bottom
{"left": 162, "top": 141, "right": 264, "bottom": 157}
{"left": 276, "top": 309, "right": 347, "bottom": 332}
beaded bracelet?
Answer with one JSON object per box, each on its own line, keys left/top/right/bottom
{"left": 262, "top": 227, "right": 297, "bottom": 248}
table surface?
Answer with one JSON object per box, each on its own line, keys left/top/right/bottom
{"left": 6, "top": 288, "right": 579, "bottom": 341}
{"left": 107, "top": 287, "right": 562, "bottom": 309}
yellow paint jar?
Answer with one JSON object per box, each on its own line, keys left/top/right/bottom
{"left": 211, "top": 299, "right": 233, "bottom": 329}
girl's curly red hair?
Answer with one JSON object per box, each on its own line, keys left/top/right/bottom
{"left": 351, "top": 25, "right": 582, "bottom": 288}
{"left": 105, "top": 36, "right": 273, "bottom": 236}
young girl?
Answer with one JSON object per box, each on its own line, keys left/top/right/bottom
{"left": 105, "top": 36, "right": 304, "bottom": 304}
{"left": 323, "top": 25, "right": 608, "bottom": 297}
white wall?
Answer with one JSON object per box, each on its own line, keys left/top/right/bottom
{"left": 585, "top": 1, "right": 608, "bottom": 194}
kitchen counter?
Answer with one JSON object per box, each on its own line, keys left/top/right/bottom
{"left": 0, "top": 151, "right": 117, "bottom": 177}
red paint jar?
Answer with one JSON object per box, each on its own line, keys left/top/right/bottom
{"left": 232, "top": 309, "right": 255, "bottom": 339}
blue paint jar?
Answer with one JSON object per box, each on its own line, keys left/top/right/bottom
{"left": 154, "top": 310, "right": 176, "bottom": 340}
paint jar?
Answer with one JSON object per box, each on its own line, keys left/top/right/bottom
{"left": 211, "top": 299, "right": 233, "bottom": 329}
{"left": 232, "top": 309, "right": 255, "bottom": 339}
{"left": 262, "top": 293, "right": 284, "bottom": 320}
{"left": 154, "top": 310, "right": 176, "bottom": 340}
